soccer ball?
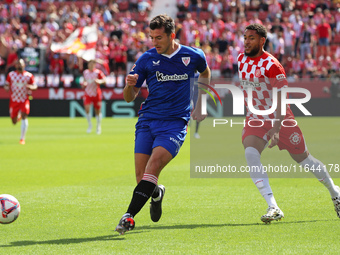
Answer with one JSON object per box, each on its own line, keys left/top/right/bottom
{"left": 0, "top": 194, "right": 20, "bottom": 224}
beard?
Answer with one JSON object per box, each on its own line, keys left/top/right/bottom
{"left": 244, "top": 45, "right": 261, "bottom": 57}
{"left": 17, "top": 67, "right": 24, "bottom": 72}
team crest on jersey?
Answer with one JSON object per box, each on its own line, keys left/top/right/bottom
{"left": 182, "top": 57, "right": 190, "bottom": 66}
{"left": 289, "top": 132, "right": 301, "bottom": 145}
{"left": 255, "top": 69, "right": 261, "bottom": 78}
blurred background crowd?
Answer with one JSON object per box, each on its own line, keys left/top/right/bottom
{"left": 1, "top": 0, "right": 340, "bottom": 89}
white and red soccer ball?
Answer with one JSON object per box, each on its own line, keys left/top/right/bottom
{"left": 0, "top": 194, "right": 20, "bottom": 224}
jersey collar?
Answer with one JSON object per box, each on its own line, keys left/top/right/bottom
{"left": 161, "top": 44, "right": 181, "bottom": 58}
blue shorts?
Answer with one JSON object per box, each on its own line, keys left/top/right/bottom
{"left": 135, "top": 119, "right": 188, "bottom": 158}
{"left": 319, "top": 38, "right": 329, "bottom": 46}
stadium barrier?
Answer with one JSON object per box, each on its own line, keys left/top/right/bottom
{"left": 0, "top": 80, "right": 339, "bottom": 117}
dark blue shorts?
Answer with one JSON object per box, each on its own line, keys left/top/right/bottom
{"left": 135, "top": 119, "right": 188, "bottom": 158}
{"left": 319, "top": 38, "right": 329, "bottom": 46}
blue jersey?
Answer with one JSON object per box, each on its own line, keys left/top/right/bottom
{"left": 130, "top": 45, "right": 207, "bottom": 122}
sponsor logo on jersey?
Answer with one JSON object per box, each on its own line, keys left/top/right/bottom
{"left": 152, "top": 60, "right": 160, "bottom": 66}
{"left": 276, "top": 74, "right": 286, "bottom": 81}
{"left": 15, "top": 82, "right": 25, "bottom": 88}
{"left": 255, "top": 69, "right": 261, "bottom": 78}
{"left": 240, "top": 80, "right": 261, "bottom": 87}
{"left": 156, "top": 71, "right": 188, "bottom": 82}
{"left": 182, "top": 57, "right": 190, "bottom": 66}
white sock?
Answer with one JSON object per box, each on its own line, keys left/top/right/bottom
{"left": 21, "top": 118, "right": 28, "bottom": 140}
{"left": 245, "top": 147, "right": 278, "bottom": 208}
{"left": 86, "top": 113, "right": 92, "bottom": 128}
{"left": 300, "top": 154, "right": 340, "bottom": 197}
{"left": 96, "top": 113, "right": 102, "bottom": 128}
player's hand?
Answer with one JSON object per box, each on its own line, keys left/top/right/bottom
{"left": 192, "top": 107, "right": 207, "bottom": 123}
{"left": 4, "top": 84, "right": 9, "bottom": 92}
{"left": 266, "top": 128, "right": 280, "bottom": 148}
{"left": 126, "top": 74, "right": 139, "bottom": 87}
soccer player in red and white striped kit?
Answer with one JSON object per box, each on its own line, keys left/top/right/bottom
{"left": 238, "top": 24, "right": 340, "bottom": 223}
{"left": 82, "top": 59, "right": 106, "bottom": 134}
{"left": 4, "top": 59, "right": 37, "bottom": 144}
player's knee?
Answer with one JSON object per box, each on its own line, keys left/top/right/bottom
{"left": 145, "top": 158, "right": 162, "bottom": 176}
{"left": 245, "top": 147, "right": 261, "bottom": 165}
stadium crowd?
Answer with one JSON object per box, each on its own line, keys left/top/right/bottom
{"left": 0, "top": 0, "right": 340, "bottom": 88}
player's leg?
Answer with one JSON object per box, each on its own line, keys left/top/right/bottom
{"left": 148, "top": 119, "right": 187, "bottom": 222}
{"left": 94, "top": 101, "right": 102, "bottom": 135}
{"left": 10, "top": 103, "right": 20, "bottom": 125}
{"left": 127, "top": 147, "right": 172, "bottom": 216}
{"left": 20, "top": 112, "right": 28, "bottom": 144}
{"left": 243, "top": 135, "right": 280, "bottom": 209}
{"left": 115, "top": 121, "right": 153, "bottom": 234}
{"left": 242, "top": 124, "right": 284, "bottom": 223}
{"left": 115, "top": 120, "right": 187, "bottom": 234}
{"left": 115, "top": 148, "right": 172, "bottom": 235}
{"left": 290, "top": 151, "right": 340, "bottom": 218}
{"left": 83, "top": 97, "right": 92, "bottom": 133}
{"left": 194, "top": 120, "right": 200, "bottom": 139}
{"left": 135, "top": 153, "right": 150, "bottom": 183}
{"left": 19, "top": 100, "right": 30, "bottom": 144}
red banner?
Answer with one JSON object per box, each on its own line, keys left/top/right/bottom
{"left": 0, "top": 88, "right": 148, "bottom": 100}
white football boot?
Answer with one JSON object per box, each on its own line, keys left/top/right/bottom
{"left": 332, "top": 186, "right": 340, "bottom": 218}
{"left": 261, "top": 206, "right": 284, "bottom": 224}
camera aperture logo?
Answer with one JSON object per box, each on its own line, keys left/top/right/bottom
{"left": 198, "top": 82, "right": 223, "bottom": 107}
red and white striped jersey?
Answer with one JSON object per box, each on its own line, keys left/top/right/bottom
{"left": 6, "top": 71, "right": 35, "bottom": 103}
{"left": 83, "top": 69, "right": 105, "bottom": 97}
{"left": 238, "top": 51, "right": 294, "bottom": 120}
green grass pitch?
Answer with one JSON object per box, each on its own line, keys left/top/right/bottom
{"left": 0, "top": 116, "right": 339, "bottom": 254}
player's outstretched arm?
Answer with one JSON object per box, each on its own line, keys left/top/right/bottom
{"left": 26, "top": 83, "right": 37, "bottom": 91}
{"left": 124, "top": 74, "right": 141, "bottom": 103}
{"left": 95, "top": 77, "right": 106, "bottom": 85}
{"left": 192, "top": 66, "right": 211, "bottom": 122}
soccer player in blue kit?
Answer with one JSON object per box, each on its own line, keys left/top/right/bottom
{"left": 115, "top": 14, "right": 210, "bottom": 235}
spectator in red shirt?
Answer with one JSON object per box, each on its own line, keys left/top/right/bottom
{"left": 113, "top": 41, "right": 127, "bottom": 87}
{"left": 317, "top": 18, "right": 332, "bottom": 59}
{"left": 5, "top": 44, "right": 19, "bottom": 75}
{"left": 50, "top": 53, "right": 64, "bottom": 86}
{"left": 302, "top": 0, "right": 316, "bottom": 14}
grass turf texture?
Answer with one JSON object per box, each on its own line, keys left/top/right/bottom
{"left": 0, "top": 116, "right": 339, "bottom": 254}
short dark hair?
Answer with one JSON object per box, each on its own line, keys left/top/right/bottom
{"left": 245, "top": 24, "right": 267, "bottom": 39}
{"left": 149, "top": 14, "right": 175, "bottom": 36}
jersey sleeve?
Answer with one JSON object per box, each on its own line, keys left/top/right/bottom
{"left": 267, "top": 62, "right": 288, "bottom": 90}
{"left": 5, "top": 73, "right": 11, "bottom": 86}
{"left": 28, "top": 73, "right": 35, "bottom": 85}
{"left": 194, "top": 48, "right": 208, "bottom": 73}
{"left": 129, "top": 53, "right": 149, "bottom": 88}
{"left": 98, "top": 70, "right": 105, "bottom": 79}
